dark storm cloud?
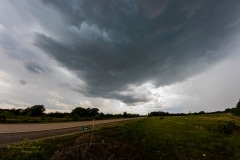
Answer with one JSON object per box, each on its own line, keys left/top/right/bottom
{"left": 25, "top": 62, "right": 51, "bottom": 74}
{"left": 35, "top": 0, "right": 240, "bottom": 104}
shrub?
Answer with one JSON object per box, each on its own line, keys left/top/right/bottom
{"left": 221, "top": 122, "right": 240, "bottom": 135}
{"left": 73, "top": 114, "right": 80, "bottom": 121}
{"left": 232, "top": 100, "right": 240, "bottom": 116}
{"left": 210, "top": 121, "right": 240, "bottom": 135}
{"left": 0, "top": 114, "right": 6, "bottom": 121}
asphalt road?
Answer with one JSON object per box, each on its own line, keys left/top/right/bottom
{"left": 0, "top": 118, "right": 142, "bottom": 147}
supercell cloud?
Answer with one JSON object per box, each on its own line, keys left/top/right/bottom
{"left": 1, "top": 0, "right": 240, "bottom": 113}
{"left": 35, "top": 0, "right": 240, "bottom": 103}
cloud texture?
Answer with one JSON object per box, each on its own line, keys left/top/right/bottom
{"left": 33, "top": 0, "right": 240, "bottom": 104}
{"left": 1, "top": 0, "right": 240, "bottom": 113}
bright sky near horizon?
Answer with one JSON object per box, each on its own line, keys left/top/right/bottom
{"left": 1, "top": 0, "right": 240, "bottom": 115}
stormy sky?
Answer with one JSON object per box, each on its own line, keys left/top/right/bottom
{"left": 1, "top": 0, "right": 240, "bottom": 114}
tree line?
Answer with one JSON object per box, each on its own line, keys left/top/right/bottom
{"left": 1, "top": 99, "right": 240, "bottom": 122}
{"left": 0, "top": 105, "right": 140, "bottom": 122}
{"left": 148, "top": 109, "right": 231, "bottom": 117}
{"left": 149, "top": 99, "right": 240, "bottom": 117}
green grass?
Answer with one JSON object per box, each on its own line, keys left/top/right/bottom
{"left": 0, "top": 133, "right": 82, "bottom": 160}
{"left": 1, "top": 114, "right": 240, "bottom": 159}
{"left": 116, "top": 114, "right": 240, "bottom": 160}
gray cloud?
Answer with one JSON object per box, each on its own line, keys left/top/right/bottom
{"left": 160, "top": 53, "right": 240, "bottom": 113}
{"left": 0, "top": 31, "right": 18, "bottom": 51}
{"left": 19, "top": 80, "right": 26, "bottom": 85}
{"left": 31, "top": 0, "right": 240, "bottom": 104}
{"left": 1, "top": 100, "right": 29, "bottom": 108}
{"left": 111, "top": 84, "right": 153, "bottom": 105}
{"left": 25, "top": 61, "right": 51, "bottom": 74}
{"left": 1, "top": 0, "right": 240, "bottom": 108}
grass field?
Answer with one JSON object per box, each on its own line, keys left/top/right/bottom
{"left": 1, "top": 113, "right": 240, "bottom": 160}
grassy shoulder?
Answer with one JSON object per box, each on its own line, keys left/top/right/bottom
{"left": 1, "top": 113, "right": 240, "bottom": 160}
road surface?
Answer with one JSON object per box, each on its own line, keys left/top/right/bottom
{"left": 0, "top": 118, "right": 142, "bottom": 147}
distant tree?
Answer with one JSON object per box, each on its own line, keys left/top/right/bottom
{"left": 0, "top": 111, "right": 8, "bottom": 121}
{"left": 199, "top": 111, "right": 205, "bottom": 115}
{"left": 104, "top": 113, "right": 114, "bottom": 118}
{"left": 88, "top": 108, "right": 99, "bottom": 117}
{"left": 22, "top": 107, "right": 31, "bottom": 116}
{"left": 71, "top": 107, "right": 100, "bottom": 117}
{"left": 149, "top": 111, "right": 169, "bottom": 116}
{"left": 22, "top": 105, "right": 45, "bottom": 117}
{"left": 99, "top": 112, "right": 104, "bottom": 117}
{"left": 47, "top": 112, "right": 70, "bottom": 118}
{"left": 0, "top": 114, "right": 6, "bottom": 121}
{"left": 224, "top": 108, "right": 231, "bottom": 113}
{"left": 30, "top": 105, "right": 45, "bottom": 117}
{"left": 73, "top": 113, "right": 80, "bottom": 121}
{"left": 232, "top": 99, "right": 240, "bottom": 116}
{"left": 71, "top": 107, "right": 88, "bottom": 117}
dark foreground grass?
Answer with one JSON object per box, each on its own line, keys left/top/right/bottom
{"left": 1, "top": 114, "right": 240, "bottom": 160}
{"left": 0, "top": 133, "right": 81, "bottom": 160}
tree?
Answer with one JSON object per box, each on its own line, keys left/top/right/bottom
{"left": 47, "top": 112, "right": 70, "bottom": 118}
{"left": 73, "top": 113, "right": 80, "bottom": 121}
{"left": 23, "top": 105, "right": 45, "bottom": 117}
{"left": 31, "top": 105, "right": 45, "bottom": 116}
{"left": 22, "top": 107, "right": 31, "bottom": 116}
{"left": 0, "top": 111, "right": 7, "bottom": 121}
{"left": 199, "top": 111, "right": 205, "bottom": 115}
{"left": 224, "top": 108, "right": 231, "bottom": 113}
{"left": 71, "top": 107, "right": 88, "bottom": 117}
{"left": 88, "top": 108, "right": 99, "bottom": 117}
{"left": 123, "top": 112, "right": 127, "bottom": 118}
{"left": 71, "top": 107, "right": 99, "bottom": 117}
{"left": 232, "top": 99, "right": 240, "bottom": 116}
{"left": 149, "top": 111, "right": 169, "bottom": 116}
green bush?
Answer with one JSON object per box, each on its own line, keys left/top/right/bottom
{"left": 209, "top": 121, "right": 240, "bottom": 135}
{"left": 73, "top": 114, "right": 80, "bottom": 121}
{"left": 232, "top": 100, "right": 240, "bottom": 116}
{"left": 94, "top": 114, "right": 102, "bottom": 120}
{"left": 220, "top": 122, "right": 240, "bottom": 135}
{"left": 0, "top": 114, "right": 6, "bottom": 121}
